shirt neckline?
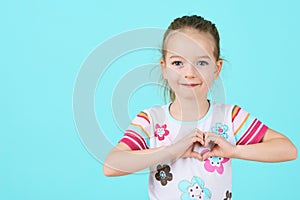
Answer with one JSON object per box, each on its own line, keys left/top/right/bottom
{"left": 164, "top": 100, "right": 214, "bottom": 124}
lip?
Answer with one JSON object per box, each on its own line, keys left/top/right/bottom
{"left": 180, "top": 83, "right": 200, "bottom": 87}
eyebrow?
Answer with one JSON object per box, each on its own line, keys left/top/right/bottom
{"left": 169, "top": 55, "right": 183, "bottom": 60}
{"left": 196, "top": 55, "right": 211, "bottom": 59}
{"left": 169, "top": 55, "right": 211, "bottom": 60}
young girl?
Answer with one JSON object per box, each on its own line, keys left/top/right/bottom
{"left": 103, "top": 15, "right": 297, "bottom": 200}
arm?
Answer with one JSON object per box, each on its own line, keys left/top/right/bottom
{"left": 233, "top": 128, "right": 298, "bottom": 162}
{"left": 103, "top": 129, "right": 204, "bottom": 176}
{"left": 102, "top": 142, "right": 172, "bottom": 177}
{"left": 202, "top": 129, "right": 298, "bottom": 162}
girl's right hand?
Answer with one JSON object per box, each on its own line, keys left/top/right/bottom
{"left": 168, "top": 129, "right": 204, "bottom": 161}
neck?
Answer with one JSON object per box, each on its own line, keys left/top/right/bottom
{"left": 169, "top": 97, "right": 210, "bottom": 122}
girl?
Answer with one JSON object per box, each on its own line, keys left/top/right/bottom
{"left": 103, "top": 15, "right": 297, "bottom": 200}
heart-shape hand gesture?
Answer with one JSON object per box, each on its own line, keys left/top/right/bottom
{"left": 169, "top": 129, "right": 236, "bottom": 161}
{"left": 201, "top": 132, "right": 236, "bottom": 161}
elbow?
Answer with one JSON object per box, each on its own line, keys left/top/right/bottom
{"left": 102, "top": 164, "right": 117, "bottom": 177}
{"left": 284, "top": 143, "right": 298, "bottom": 161}
{"left": 290, "top": 145, "right": 298, "bottom": 161}
{"left": 102, "top": 163, "right": 126, "bottom": 177}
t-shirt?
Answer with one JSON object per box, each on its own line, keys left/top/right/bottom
{"left": 119, "top": 102, "right": 268, "bottom": 200}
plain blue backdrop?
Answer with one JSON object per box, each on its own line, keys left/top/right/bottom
{"left": 1, "top": 0, "right": 300, "bottom": 199}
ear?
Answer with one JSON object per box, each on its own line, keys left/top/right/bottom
{"left": 160, "top": 59, "right": 168, "bottom": 79}
{"left": 214, "top": 59, "right": 223, "bottom": 79}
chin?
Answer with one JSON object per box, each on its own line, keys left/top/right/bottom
{"left": 177, "top": 94, "right": 205, "bottom": 101}
{"left": 175, "top": 90, "right": 207, "bottom": 100}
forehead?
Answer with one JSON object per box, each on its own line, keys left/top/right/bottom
{"left": 164, "top": 29, "right": 215, "bottom": 61}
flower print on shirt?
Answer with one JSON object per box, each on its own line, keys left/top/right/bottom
{"left": 223, "top": 190, "right": 232, "bottom": 200}
{"left": 179, "top": 176, "right": 211, "bottom": 200}
{"left": 154, "top": 124, "right": 170, "bottom": 141}
{"left": 201, "top": 149, "right": 229, "bottom": 175}
{"left": 211, "top": 123, "right": 229, "bottom": 139}
{"left": 155, "top": 164, "right": 173, "bottom": 186}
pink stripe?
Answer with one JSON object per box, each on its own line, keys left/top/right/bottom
{"left": 245, "top": 122, "right": 263, "bottom": 145}
{"left": 237, "top": 119, "right": 258, "bottom": 145}
{"left": 126, "top": 130, "right": 148, "bottom": 148}
{"left": 122, "top": 135, "right": 143, "bottom": 149}
{"left": 123, "top": 133, "right": 145, "bottom": 150}
{"left": 119, "top": 138, "right": 141, "bottom": 150}
{"left": 247, "top": 125, "right": 268, "bottom": 144}
{"left": 125, "top": 130, "right": 148, "bottom": 149}
{"left": 237, "top": 119, "right": 257, "bottom": 144}
{"left": 242, "top": 120, "right": 262, "bottom": 144}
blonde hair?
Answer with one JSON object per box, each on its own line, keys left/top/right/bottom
{"left": 160, "top": 15, "right": 221, "bottom": 102}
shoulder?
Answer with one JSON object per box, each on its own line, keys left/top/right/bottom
{"left": 134, "top": 104, "right": 169, "bottom": 124}
{"left": 211, "top": 102, "right": 236, "bottom": 113}
{"left": 138, "top": 104, "right": 167, "bottom": 115}
{"left": 212, "top": 102, "right": 235, "bottom": 108}
{"left": 212, "top": 102, "right": 247, "bottom": 113}
{"left": 211, "top": 102, "right": 248, "bottom": 123}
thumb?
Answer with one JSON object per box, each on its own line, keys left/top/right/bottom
{"left": 190, "top": 151, "right": 203, "bottom": 161}
{"left": 202, "top": 150, "right": 214, "bottom": 161}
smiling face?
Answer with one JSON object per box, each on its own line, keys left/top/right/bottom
{"left": 161, "top": 28, "right": 223, "bottom": 101}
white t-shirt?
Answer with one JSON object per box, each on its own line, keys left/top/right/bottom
{"left": 119, "top": 102, "right": 268, "bottom": 200}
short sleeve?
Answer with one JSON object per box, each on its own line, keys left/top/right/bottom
{"left": 232, "top": 105, "right": 268, "bottom": 145}
{"left": 118, "top": 111, "right": 151, "bottom": 150}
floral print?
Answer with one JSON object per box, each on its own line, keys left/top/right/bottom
{"left": 154, "top": 124, "right": 170, "bottom": 141}
{"left": 211, "top": 123, "right": 228, "bottom": 139}
{"left": 155, "top": 164, "right": 173, "bottom": 186}
{"left": 201, "top": 149, "right": 229, "bottom": 174}
{"left": 223, "top": 190, "right": 232, "bottom": 200}
{"left": 179, "top": 176, "right": 211, "bottom": 200}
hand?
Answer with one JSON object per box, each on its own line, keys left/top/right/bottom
{"left": 201, "top": 132, "right": 236, "bottom": 161}
{"left": 169, "top": 129, "right": 205, "bottom": 161}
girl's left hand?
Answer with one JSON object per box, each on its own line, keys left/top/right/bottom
{"left": 201, "top": 132, "right": 236, "bottom": 161}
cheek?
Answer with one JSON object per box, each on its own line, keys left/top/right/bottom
{"left": 164, "top": 67, "right": 181, "bottom": 81}
{"left": 197, "top": 69, "right": 215, "bottom": 87}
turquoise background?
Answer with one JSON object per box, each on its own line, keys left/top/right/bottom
{"left": 1, "top": 0, "right": 300, "bottom": 199}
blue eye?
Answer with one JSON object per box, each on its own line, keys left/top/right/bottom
{"left": 197, "top": 61, "right": 209, "bottom": 66}
{"left": 171, "top": 61, "right": 183, "bottom": 66}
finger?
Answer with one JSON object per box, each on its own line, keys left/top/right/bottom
{"left": 182, "top": 145, "right": 198, "bottom": 159}
{"left": 194, "top": 130, "right": 205, "bottom": 145}
{"left": 196, "top": 134, "right": 204, "bottom": 145}
{"left": 192, "top": 136, "right": 204, "bottom": 145}
{"left": 185, "top": 145, "right": 194, "bottom": 155}
{"left": 187, "top": 129, "right": 198, "bottom": 140}
{"left": 192, "top": 128, "right": 200, "bottom": 137}
{"left": 201, "top": 151, "right": 214, "bottom": 161}
{"left": 204, "top": 131, "right": 217, "bottom": 139}
{"left": 204, "top": 134, "right": 215, "bottom": 148}
{"left": 204, "top": 132, "right": 220, "bottom": 148}
{"left": 190, "top": 151, "right": 203, "bottom": 161}
{"left": 195, "top": 129, "right": 205, "bottom": 136}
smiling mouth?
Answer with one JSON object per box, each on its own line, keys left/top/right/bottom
{"left": 181, "top": 83, "right": 200, "bottom": 87}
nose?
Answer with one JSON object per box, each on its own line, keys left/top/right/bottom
{"left": 184, "top": 63, "right": 197, "bottom": 79}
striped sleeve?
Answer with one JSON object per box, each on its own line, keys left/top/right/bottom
{"left": 232, "top": 105, "right": 268, "bottom": 145}
{"left": 118, "top": 111, "right": 151, "bottom": 150}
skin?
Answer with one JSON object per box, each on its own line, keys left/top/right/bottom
{"left": 102, "top": 28, "right": 298, "bottom": 177}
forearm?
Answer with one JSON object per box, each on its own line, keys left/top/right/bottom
{"left": 103, "top": 129, "right": 205, "bottom": 176}
{"left": 232, "top": 138, "right": 298, "bottom": 162}
{"left": 103, "top": 145, "right": 175, "bottom": 176}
